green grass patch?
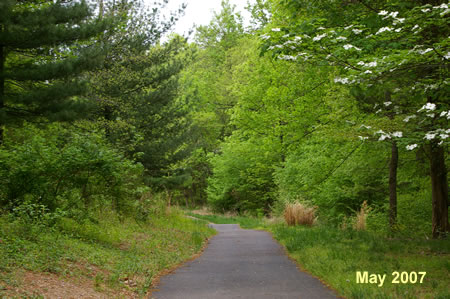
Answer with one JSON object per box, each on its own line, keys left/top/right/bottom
{"left": 272, "top": 225, "right": 450, "bottom": 299}
{"left": 0, "top": 209, "right": 215, "bottom": 297}
{"left": 194, "top": 213, "right": 450, "bottom": 299}
{"left": 186, "top": 212, "right": 263, "bottom": 229}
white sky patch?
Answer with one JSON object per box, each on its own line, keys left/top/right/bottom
{"left": 147, "top": 0, "right": 256, "bottom": 38}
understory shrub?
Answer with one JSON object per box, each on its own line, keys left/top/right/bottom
{"left": 0, "top": 123, "right": 146, "bottom": 218}
{"left": 366, "top": 189, "right": 432, "bottom": 237}
{"left": 274, "top": 139, "right": 389, "bottom": 226}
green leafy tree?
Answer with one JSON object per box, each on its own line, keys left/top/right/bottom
{"left": 176, "top": 1, "right": 246, "bottom": 204}
{"left": 245, "top": 0, "right": 272, "bottom": 30}
{"left": 207, "top": 135, "right": 279, "bottom": 214}
{"left": 264, "top": 0, "right": 449, "bottom": 237}
{"left": 195, "top": 0, "right": 244, "bottom": 52}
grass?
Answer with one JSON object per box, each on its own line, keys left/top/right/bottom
{"left": 185, "top": 212, "right": 263, "bottom": 229}
{"left": 0, "top": 208, "right": 215, "bottom": 298}
{"left": 284, "top": 203, "right": 316, "bottom": 226}
{"left": 190, "top": 212, "right": 450, "bottom": 299}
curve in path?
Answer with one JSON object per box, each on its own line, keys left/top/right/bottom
{"left": 153, "top": 224, "right": 338, "bottom": 299}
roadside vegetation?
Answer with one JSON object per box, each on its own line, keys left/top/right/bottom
{"left": 0, "top": 0, "right": 213, "bottom": 297}
{"left": 0, "top": 205, "right": 214, "bottom": 297}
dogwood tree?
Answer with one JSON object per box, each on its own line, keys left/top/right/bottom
{"left": 263, "top": 0, "right": 449, "bottom": 237}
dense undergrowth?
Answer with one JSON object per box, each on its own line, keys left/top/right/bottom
{"left": 0, "top": 208, "right": 214, "bottom": 298}
{"left": 191, "top": 212, "right": 450, "bottom": 299}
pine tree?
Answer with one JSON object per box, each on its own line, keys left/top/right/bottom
{"left": 90, "top": 34, "right": 194, "bottom": 185}
{"left": 0, "top": 0, "right": 117, "bottom": 144}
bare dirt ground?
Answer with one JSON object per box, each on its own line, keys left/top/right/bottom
{"left": 1, "top": 270, "right": 106, "bottom": 298}
{"left": 0, "top": 268, "right": 139, "bottom": 298}
{"left": 190, "top": 207, "right": 214, "bottom": 216}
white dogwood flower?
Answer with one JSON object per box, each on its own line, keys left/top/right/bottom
{"left": 343, "top": 44, "right": 361, "bottom": 51}
{"left": 379, "top": 134, "right": 391, "bottom": 141}
{"left": 376, "top": 27, "right": 393, "bottom": 34}
{"left": 418, "top": 48, "right": 433, "bottom": 54}
{"left": 389, "top": 11, "right": 399, "bottom": 18}
{"left": 418, "top": 103, "right": 436, "bottom": 112}
{"left": 313, "top": 33, "right": 327, "bottom": 41}
{"left": 424, "top": 133, "right": 437, "bottom": 140}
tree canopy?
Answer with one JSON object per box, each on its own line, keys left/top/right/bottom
{"left": 0, "top": 0, "right": 447, "bottom": 238}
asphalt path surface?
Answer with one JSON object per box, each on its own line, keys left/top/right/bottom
{"left": 153, "top": 224, "right": 337, "bottom": 299}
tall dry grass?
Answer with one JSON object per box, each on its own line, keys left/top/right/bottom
{"left": 353, "top": 200, "right": 371, "bottom": 231}
{"left": 284, "top": 203, "right": 317, "bottom": 226}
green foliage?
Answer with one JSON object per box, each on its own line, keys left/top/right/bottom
{"left": 276, "top": 138, "right": 391, "bottom": 224}
{"left": 0, "top": 1, "right": 447, "bottom": 296}
{"left": 0, "top": 0, "right": 118, "bottom": 128}
{"left": 207, "top": 136, "right": 279, "bottom": 214}
{"left": 90, "top": 34, "right": 195, "bottom": 188}
{"left": 0, "top": 209, "right": 215, "bottom": 296}
{"left": 0, "top": 123, "right": 145, "bottom": 217}
{"left": 195, "top": 0, "right": 244, "bottom": 52}
{"left": 176, "top": 3, "right": 249, "bottom": 206}
{"left": 247, "top": 0, "right": 449, "bottom": 237}
{"left": 265, "top": 0, "right": 449, "bottom": 147}
{"left": 177, "top": 0, "right": 447, "bottom": 240}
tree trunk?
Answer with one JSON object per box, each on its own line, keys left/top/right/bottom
{"left": 389, "top": 141, "right": 398, "bottom": 229}
{"left": 430, "top": 144, "right": 449, "bottom": 238}
{"left": 184, "top": 189, "right": 189, "bottom": 208}
{"left": 385, "top": 91, "right": 398, "bottom": 230}
{"left": 166, "top": 189, "right": 172, "bottom": 208}
{"left": 98, "top": 0, "right": 104, "bottom": 19}
{"left": 0, "top": 43, "right": 5, "bottom": 146}
{"left": 279, "top": 120, "right": 286, "bottom": 164}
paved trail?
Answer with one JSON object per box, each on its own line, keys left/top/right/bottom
{"left": 153, "top": 224, "right": 337, "bottom": 299}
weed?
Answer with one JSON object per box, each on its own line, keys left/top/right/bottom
{"left": 354, "top": 201, "right": 371, "bottom": 231}
{"left": 94, "top": 272, "right": 104, "bottom": 289}
{"left": 284, "top": 203, "right": 316, "bottom": 226}
{"left": 0, "top": 209, "right": 215, "bottom": 297}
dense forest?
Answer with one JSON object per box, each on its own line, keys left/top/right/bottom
{"left": 0, "top": 0, "right": 448, "bottom": 237}
{"left": 0, "top": 0, "right": 449, "bottom": 297}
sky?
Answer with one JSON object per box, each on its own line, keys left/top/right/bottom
{"left": 149, "top": 0, "right": 255, "bottom": 37}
